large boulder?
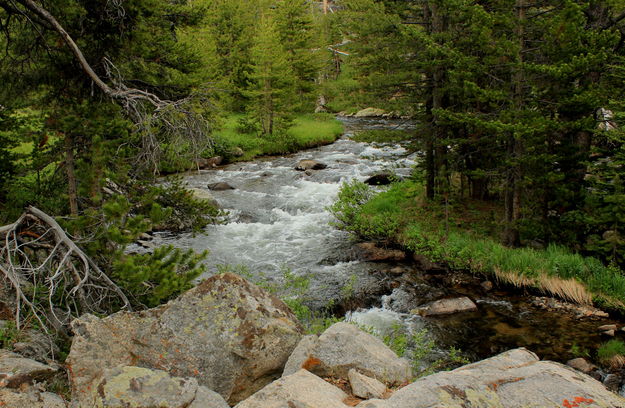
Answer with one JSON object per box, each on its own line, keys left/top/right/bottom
{"left": 67, "top": 273, "right": 303, "bottom": 405}
{"left": 0, "top": 349, "right": 58, "bottom": 388}
{"left": 235, "top": 369, "right": 349, "bottom": 408}
{"left": 283, "top": 322, "right": 411, "bottom": 386}
{"left": 356, "top": 348, "right": 625, "bottom": 408}
{"left": 208, "top": 182, "right": 235, "bottom": 191}
{"left": 295, "top": 160, "right": 327, "bottom": 171}
{"left": 89, "top": 366, "right": 229, "bottom": 408}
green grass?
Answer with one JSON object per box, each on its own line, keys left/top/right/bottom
{"left": 598, "top": 340, "right": 625, "bottom": 368}
{"left": 330, "top": 179, "right": 625, "bottom": 309}
{"left": 214, "top": 113, "right": 344, "bottom": 162}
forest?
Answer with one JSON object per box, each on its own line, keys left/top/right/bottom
{"left": 2, "top": 0, "right": 625, "bottom": 375}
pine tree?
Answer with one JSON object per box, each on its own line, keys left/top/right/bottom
{"left": 246, "top": 12, "right": 297, "bottom": 136}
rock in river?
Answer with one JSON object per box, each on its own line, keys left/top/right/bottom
{"left": 208, "top": 182, "right": 235, "bottom": 191}
{"left": 67, "top": 273, "right": 303, "bottom": 405}
{"left": 295, "top": 159, "right": 327, "bottom": 171}
{"left": 413, "top": 296, "right": 478, "bottom": 316}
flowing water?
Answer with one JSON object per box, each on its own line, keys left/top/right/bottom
{"left": 148, "top": 116, "right": 621, "bottom": 368}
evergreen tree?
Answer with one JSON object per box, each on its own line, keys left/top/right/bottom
{"left": 246, "top": 12, "right": 297, "bottom": 136}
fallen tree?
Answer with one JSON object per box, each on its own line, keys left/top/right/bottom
{"left": 0, "top": 206, "right": 131, "bottom": 334}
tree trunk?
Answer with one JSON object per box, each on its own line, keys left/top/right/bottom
{"left": 65, "top": 134, "right": 78, "bottom": 217}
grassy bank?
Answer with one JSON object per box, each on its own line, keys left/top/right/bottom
{"left": 214, "top": 113, "right": 344, "bottom": 162}
{"left": 329, "top": 180, "right": 625, "bottom": 310}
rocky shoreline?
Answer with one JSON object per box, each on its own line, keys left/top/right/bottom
{"left": 1, "top": 272, "right": 624, "bottom": 407}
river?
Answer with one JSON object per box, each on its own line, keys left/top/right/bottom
{"left": 147, "top": 116, "right": 621, "bottom": 375}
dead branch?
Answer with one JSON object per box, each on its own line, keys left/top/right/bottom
{"left": 0, "top": 206, "right": 132, "bottom": 333}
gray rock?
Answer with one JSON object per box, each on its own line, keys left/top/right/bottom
{"left": 208, "top": 182, "right": 235, "bottom": 191}
{"left": 189, "top": 188, "right": 220, "bottom": 207}
{"left": 348, "top": 369, "right": 387, "bottom": 399}
{"left": 67, "top": 273, "right": 303, "bottom": 405}
{"left": 0, "top": 349, "right": 58, "bottom": 388}
{"left": 356, "top": 348, "right": 625, "bottom": 408}
{"left": 356, "top": 243, "right": 406, "bottom": 262}
{"left": 11, "top": 329, "right": 60, "bottom": 362}
{"left": 413, "top": 296, "right": 477, "bottom": 316}
{"left": 354, "top": 108, "right": 386, "bottom": 117}
{"left": 566, "top": 357, "right": 596, "bottom": 374}
{"left": 235, "top": 369, "right": 348, "bottom": 408}
{"left": 283, "top": 322, "right": 411, "bottom": 385}
{"left": 0, "top": 388, "right": 67, "bottom": 408}
{"left": 88, "top": 366, "right": 229, "bottom": 408}
{"left": 295, "top": 159, "right": 327, "bottom": 171}
{"left": 196, "top": 156, "right": 223, "bottom": 169}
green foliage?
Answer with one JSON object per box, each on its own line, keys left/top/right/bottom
{"left": 598, "top": 340, "right": 625, "bottom": 364}
{"left": 112, "top": 246, "right": 207, "bottom": 308}
{"left": 0, "top": 321, "right": 20, "bottom": 348}
{"left": 331, "top": 179, "right": 625, "bottom": 308}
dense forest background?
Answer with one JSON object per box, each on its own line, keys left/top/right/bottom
{"left": 3, "top": 0, "right": 625, "bottom": 311}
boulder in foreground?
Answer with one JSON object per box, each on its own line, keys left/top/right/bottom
{"left": 356, "top": 348, "right": 625, "bottom": 407}
{"left": 283, "top": 322, "right": 411, "bottom": 385}
{"left": 67, "top": 273, "right": 303, "bottom": 405}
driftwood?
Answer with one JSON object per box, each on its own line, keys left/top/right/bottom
{"left": 0, "top": 206, "right": 131, "bottom": 333}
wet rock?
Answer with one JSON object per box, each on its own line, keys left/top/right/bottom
{"left": 0, "top": 349, "right": 58, "bottom": 388}
{"left": 356, "top": 348, "right": 625, "bottom": 408}
{"left": 598, "top": 324, "right": 617, "bottom": 331}
{"left": 481, "top": 281, "right": 493, "bottom": 291}
{"left": 295, "top": 159, "right": 327, "bottom": 171}
{"left": 208, "top": 182, "right": 235, "bottom": 191}
{"left": 0, "top": 388, "right": 67, "bottom": 408}
{"left": 412, "top": 253, "right": 441, "bottom": 271}
{"left": 305, "top": 169, "right": 314, "bottom": 176}
{"left": 67, "top": 273, "right": 303, "bottom": 405}
{"left": 348, "top": 369, "right": 387, "bottom": 399}
{"left": 356, "top": 243, "right": 406, "bottom": 262}
{"left": 566, "top": 357, "right": 596, "bottom": 374}
{"left": 189, "top": 187, "right": 220, "bottom": 207}
{"left": 354, "top": 108, "right": 386, "bottom": 117}
{"left": 89, "top": 366, "right": 229, "bottom": 408}
{"left": 236, "top": 369, "right": 348, "bottom": 408}
{"left": 602, "top": 329, "right": 616, "bottom": 337}
{"left": 383, "top": 285, "right": 440, "bottom": 314}
{"left": 531, "top": 296, "right": 609, "bottom": 318}
{"left": 364, "top": 173, "right": 394, "bottom": 186}
{"left": 413, "top": 296, "right": 477, "bottom": 317}
{"left": 283, "top": 322, "right": 411, "bottom": 385}
{"left": 196, "top": 156, "right": 223, "bottom": 169}
{"left": 603, "top": 373, "right": 622, "bottom": 392}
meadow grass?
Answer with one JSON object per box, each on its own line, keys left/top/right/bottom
{"left": 214, "top": 113, "right": 343, "bottom": 162}
{"left": 330, "top": 179, "right": 625, "bottom": 309}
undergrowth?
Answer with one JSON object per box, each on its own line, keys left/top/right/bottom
{"left": 329, "top": 179, "right": 625, "bottom": 309}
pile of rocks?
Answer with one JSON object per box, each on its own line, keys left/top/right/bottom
{"left": 1, "top": 273, "right": 624, "bottom": 407}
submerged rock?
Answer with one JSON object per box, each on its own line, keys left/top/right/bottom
{"left": 235, "top": 369, "right": 348, "bottom": 408}
{"left": 364, "top": 173, "right": 394, "bottom": 186}
{"left": 67, "top": 273, "right": 303, "bottom": 405}
{"left": 208, "top": 182, "right": 235, "bottom": 191}
{"left": 283, "top": 322, "right": 411, "bottom": 385}
{"left": 356, "top": 348, "right": 625, "bottom": 408}
{"left": 413, "top": 296, "right": 477, "bottom": 316}
{"left": 90, "top": 366, "right": 228, "bottom": 408}
{"left": 295, "top": 159, "right": 327, "bottom": 171}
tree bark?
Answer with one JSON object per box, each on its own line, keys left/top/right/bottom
{"left": 65, "top": 133, "right": 78, "bottom": 217}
